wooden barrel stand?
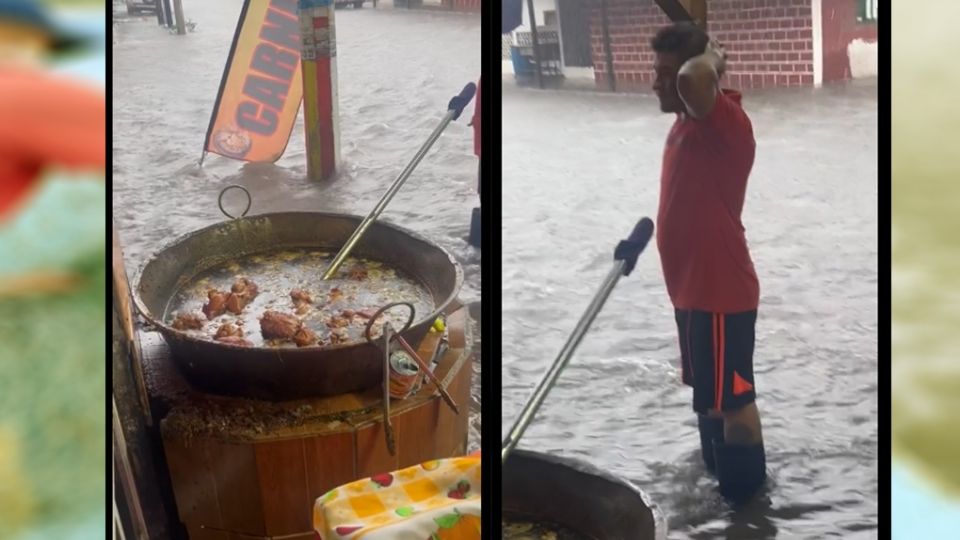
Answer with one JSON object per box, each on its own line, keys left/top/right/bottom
{"left": 141, "top": 307, "right": 472, "bottom": 540}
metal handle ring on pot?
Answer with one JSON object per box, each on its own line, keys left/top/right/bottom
{"left": 218, "top": 184, "right": 252, "bottom": 220}
{"left": 364, "top": 301, "right": 416, "bottom": 349}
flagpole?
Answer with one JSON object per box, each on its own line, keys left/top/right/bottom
{"left": 299, "top": 1, "right": 340, "bottom": 182}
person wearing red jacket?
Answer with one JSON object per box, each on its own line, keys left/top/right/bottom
{"left": 0, "top": 1, "right": 102, "bottom": 297}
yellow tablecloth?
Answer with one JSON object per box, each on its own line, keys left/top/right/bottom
{"left": 313, "top": 456, "right": 481, "bottom": 540}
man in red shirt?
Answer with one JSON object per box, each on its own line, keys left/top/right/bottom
{"left": 651, "top": 23, "right": 765, "bottom": 504}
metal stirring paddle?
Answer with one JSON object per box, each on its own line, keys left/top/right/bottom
{"left": 501, "top": 217, "right": 655, "bottom": 464}
{"left": 321, "top": 82, "right": 477, "bottom": 280}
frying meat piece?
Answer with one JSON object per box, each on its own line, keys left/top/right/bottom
{"left": 214, "top": 322, "right": 243, "bottom": 339}
{"left": 215, "top": 335, "right": 253, "bottom": 347}
{"left": 347, "top": 266, "right": 369, "bottom": 281}
{"left": 260, "top": 310, "right": 302, "bottom": 340}
{"left": 291, "top": 289, "right": 313, "bottom": 315}
{"left": 328, "top": 287, "right": 344, "bottom": 302}
{"left": 329, "top": 327, "right": 350, "bottom": 344}
{"left": 231, "top": 277, "right": 259, "bottom": 297}
{"left": 225, "top": 277, "right": 260, "bottom": 315}
{"left": 172, "top": 312, "right": 205, "bottom": 330}
{"left": 290, "top": 289, "right": 313, "bottom": 305}
{"left": 202, "top": 289, "right": 229, "bottom": 319}
{"left": 292, "top": 326, "right": 318, "bottom": 347}
{"left": 225, "top": 293, "right": 248, "bottom": 315}
{"left": 326, "top": 315, "right": 351, "bottom": 329}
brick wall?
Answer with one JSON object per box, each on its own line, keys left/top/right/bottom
{"left": 588, "top": 0, "right": 814, "bottom": 91}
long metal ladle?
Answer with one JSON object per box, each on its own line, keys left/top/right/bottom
{"left": 321, "top": 82, "right": 477, "bottom": 280}
{"left": 502, "top": 217, "right": 655, "bottom": 463}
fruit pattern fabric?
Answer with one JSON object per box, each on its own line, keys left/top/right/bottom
{"left": 313, "top": 456, "right": 481, "bottom": 540}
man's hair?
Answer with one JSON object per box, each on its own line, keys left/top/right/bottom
{"left": 650, "top": 22, "right": 709, "bottom": 64}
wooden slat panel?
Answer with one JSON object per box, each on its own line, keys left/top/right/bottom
{"left": 205, "top": 441, "right": 265, "bottom": 535}
{"left": 254, "top": 439, "right": 312, "bottom": 536}
{"left": 395, "top": 398, "right": 442, "bottom": 466}
{"left": 435, "top": 353, "right": 471, "bottom": 458}
{"left": 114, "top": 304, "right": 173, "bottom": 537}
{"left": 158, "top": 309, "right": 470, "bottom": 537}
{"left": 185, "top": 525, "right": 232, "bottom": 540}
{"left": 113, "top": 226, "right": 152, "bottom": 425}
{"left": 113, "top": 399, "right": 148, "bottom": 539}
{"left": 162, "top": 435, "right": 223, "bottom": 531}
{"left": 354, "top": 421, "right": 399, "bottom": 478}
{"left": 303, "top": 430, "right": 356, "bottom": 503}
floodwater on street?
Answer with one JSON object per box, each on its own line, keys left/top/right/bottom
{"left": 112, "top": 2, "right": 480, "bottom": 448}
{"left": 502, "top": 80, "right": 878, "bottom": 539}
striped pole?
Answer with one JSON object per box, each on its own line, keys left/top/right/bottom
{"left": 299, "top": 1, "right": 340, "bottom": 181}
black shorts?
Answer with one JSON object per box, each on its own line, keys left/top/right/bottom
{"left": 675, "top": 308, "right": 757, "bottom": 414}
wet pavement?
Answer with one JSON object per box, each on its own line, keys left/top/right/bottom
{"left": 502, "top": 79, "right": 878, "bottom": 539}
{"left": 112, "top": 2, "right": 481, "bottom": 450}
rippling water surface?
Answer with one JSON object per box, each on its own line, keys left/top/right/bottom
{"left": 112, "top": 2, "right": 480, "bottom": 447}
{"left": 502, "top": 80, "right": 878, "bottom": 539}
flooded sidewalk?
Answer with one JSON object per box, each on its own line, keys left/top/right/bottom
{"left": 502, "top": 79, "right": 878, "bottom": 538}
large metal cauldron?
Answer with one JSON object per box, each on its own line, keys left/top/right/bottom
{"left": 503, "top": 450, "right": 667, "bottom": 540}
{"left": 132, "top": 212, "right": 462, "bottom": 401}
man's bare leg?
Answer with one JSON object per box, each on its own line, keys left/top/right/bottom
{"left": 709, "top": 402, "right": 767, "bottom": 504}
{"left": 718, "top": 402, "right": 763, "bottom": 444}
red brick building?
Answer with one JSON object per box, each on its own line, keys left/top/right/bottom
{"left": 506, "top": 0, "right": 877, "bottom": 91}
{"left": 590, "top": 0, "right": 877, "bottom": 90}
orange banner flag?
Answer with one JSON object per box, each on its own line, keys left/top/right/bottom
{"left": 203, "top": 0, "right": 303, "bottom": 163}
